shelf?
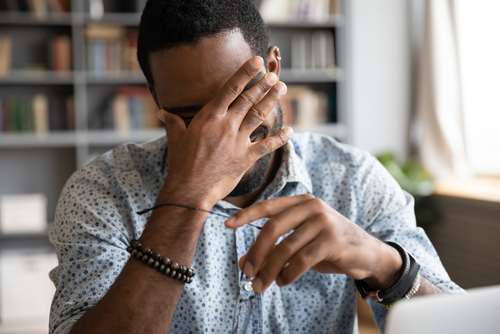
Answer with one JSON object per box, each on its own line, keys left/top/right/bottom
{"left": 84, "top": 13, "right": 142, "bottom": 26}
{"left": 0, "top": 224, "right": 52, "bottom": 251}
{"left": 0, "top": 132, "right": 78, "bottom": 148}
{"left": 86, "top": 129, "right": 165, "bottom": 146}
{"left": 0, "top": 12, "right": 72, "bottom": 25}
{"left": 0, "top": 126, "right": 345, "bottom": 148}
{"left": 280, "top": 68, "right": 340, "bottom": 83}
{"left": 0, "top": 71, "right": 74, "bottom": 85}
{"left": 86, "top": 71, "right": 146, "bottom": 84}
{"left": 266, "top": 15, "right": 344, "bottom": 28}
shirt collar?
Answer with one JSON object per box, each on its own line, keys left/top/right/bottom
{"left": 217, "top": 138, "right": 313, "bottom": 210}
{"left": 262, "top": 138, "right": 313, "bottom": 197}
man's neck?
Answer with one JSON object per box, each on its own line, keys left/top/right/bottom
{"left": 224, "top": 148, "right": 283, "bottom": 208}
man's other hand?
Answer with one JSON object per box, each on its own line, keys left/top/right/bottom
{"left": 225, "top": 195, "right": 404, "bottom": 294}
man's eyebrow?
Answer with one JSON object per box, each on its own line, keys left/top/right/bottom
{"left": 162, "top": 71, "right": 266, "bottom": 114}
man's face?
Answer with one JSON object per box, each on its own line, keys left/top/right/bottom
{"left": 149, "top": 30, "right": 282, "bottom": 197}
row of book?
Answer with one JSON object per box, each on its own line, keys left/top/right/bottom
{"left": 94, "top": 86, "right": 162, "bottom": 132}
{"left": 291, "top": 30, "right": 336, "bottom": 71}
{"left": 86, "top": 25, "right": 141, "bottom": 76}
{"left": 0, "top": 0, "right": 71, "bottom": 17}
{"left": 281, "top": 86, "right": 337, "bottom": 126}
{"left": 0, "top": 35, "right": 72, "bottom": 76}
{"left": 259, "top": 0, "right": 341, "bottom": 23}
{"left": 0, "top": 95, "right": 74, "bottom": 133}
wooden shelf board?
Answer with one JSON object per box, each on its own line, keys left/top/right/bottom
{"left": 435, "top": 177, "right": 500, "bottom": 203}
{"left": 0, "top": 12, "right": 72, "bottom": 25}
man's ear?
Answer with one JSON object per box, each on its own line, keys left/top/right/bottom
{"left": 147, "top": 83, "right": 160, "bottom": 109}
{"left": 266, "top": 46, "right": 281, "bottom": 78}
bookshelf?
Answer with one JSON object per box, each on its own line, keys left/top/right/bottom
{"left": 0, "top": 0, "right": 349, "bottom": 330}
{"left": 0, "top": 0, "right": 349, "bottom": 251}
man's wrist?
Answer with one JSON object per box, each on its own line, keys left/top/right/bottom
{"left": 363, "top": 241, "right": 404, "bottom": 290}
{"left": 159, "top": 181, "right": 217, "bottom": 210}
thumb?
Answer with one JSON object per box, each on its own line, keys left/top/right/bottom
{"left": 157, "top": 109, "right": 186, "bottom": 141}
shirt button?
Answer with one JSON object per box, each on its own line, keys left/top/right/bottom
{"left": 243, "top": 281, "right": 253, "bottom": 292}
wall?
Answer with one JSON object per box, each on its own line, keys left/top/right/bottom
{"left": 348, "top": 0, "right": 412, "bottom": 162}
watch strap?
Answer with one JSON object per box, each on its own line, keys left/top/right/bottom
{"left": 355, "top": 241, "right": 420, "bottom": 304}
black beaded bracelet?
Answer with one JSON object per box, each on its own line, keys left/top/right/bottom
{"left": 127, "top": 239, "right": 196, "bottom": 284}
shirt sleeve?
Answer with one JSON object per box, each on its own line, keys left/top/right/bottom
{"left": 355, "top": 154, "right": 465, "bottom": 333}
{"left": 48, "top": 164, "right": 135, "bottom": 334}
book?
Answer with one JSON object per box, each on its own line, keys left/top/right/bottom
{"left": 259, "top": 0, "right": 340, "bottom": 23}
{"left": 106, "top": 86, "right": 160, "bottom": 132}
{"left": 32, "top": 94, "right": 49, "bottom": 134}
{"left": 85, "top": 25, "right": 140, "bottom": 75}
{"left": 0, "top": 36, "right": 12, "bottom": 77}
{"left": 291, "top": 31, "right": 336, "bottom": 71}
{"left": 28, "top": 0, "right": 49, "bottom": 19}
{"left": 280, "top": 86, "right": 332, "bottom": 126}
{"left": 50, "top": 35, "right": 72, "bottom": 72}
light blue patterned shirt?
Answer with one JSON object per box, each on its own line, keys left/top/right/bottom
{"left": 48, "top": 132, "right": 463, "bottom": 334}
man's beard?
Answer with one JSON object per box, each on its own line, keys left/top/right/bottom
{"left": 227, "top": 104, "right": 283, "bottom": 198}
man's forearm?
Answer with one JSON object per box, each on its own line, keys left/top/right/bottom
{"left": 69, "top": 194, "right": 208, "bottom": 334}
{"left": 415, "top": 276, "right": 444, "bottom": 297}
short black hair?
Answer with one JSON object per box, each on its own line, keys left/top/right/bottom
{"left": 137, "top": 0, "right": 269, "bottom": 86}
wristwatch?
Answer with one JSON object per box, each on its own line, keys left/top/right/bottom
{"left": 355, "top": 241, "right": 420, "bottom": 305}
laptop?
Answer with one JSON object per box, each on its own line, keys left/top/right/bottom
{"left": 385, "top": 285, "right": 500, "bottom": 334}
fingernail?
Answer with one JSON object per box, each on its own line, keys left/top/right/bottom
{"left": 266, "top": 73, "right": 278, "bottom": 85}
{"left": 156, "top": 110, "right": 165, "bottom": 122}
{"left": 251, "top": 57, "right": 263, "bottom": 68}
{"left": 285, "top": 127, "right": 294, "bottom": 137}
{"left": 276, "top": 82, "right": 287, "bottom": 94}
{"left": 252, "top": 277, "right": 262, "bottom": 293}
{"left": 225, "top": 217, "right": 235, "bottom": 226}
{"left": 244, "top": 262, "right": 254, "bottom": 278}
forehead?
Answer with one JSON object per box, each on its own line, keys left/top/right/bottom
{"left": 150, "top": 30, "right": 254, "bottom": 108}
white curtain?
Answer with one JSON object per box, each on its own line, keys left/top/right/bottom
{"left": 417, "top": 0, "right": 500, "bottom": 178}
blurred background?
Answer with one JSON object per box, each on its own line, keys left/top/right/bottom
{"left": 0, "top": 0, "right": 499, "bottom": 333}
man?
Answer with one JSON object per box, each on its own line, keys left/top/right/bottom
{"left": 48, "top": 1, "right": 463, "bottom": 333}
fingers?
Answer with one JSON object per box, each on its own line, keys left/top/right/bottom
{"left": 250, "top": 126, "right": 293, "bottom": 159}
{"left": 275, "top": 234, "right": 330, "bottom": 288}
{"left": 225, "top": 194, "right": 314, "bottom": 229}
{"left": 240, "top": 198, "right": 321, "bottom": 278}
{"left": 229, "top": 72, "right": 278, "bottom": 119}
{"left": 239, "top": 81, "right": 287, "bottom": 134}
{"left": 209, "top": 56, "right": 264, "bottom": 113}
{"left": 157, "top": 109, "right": 186, "bottom": 142}
{"left": 251, "top": 218, "right": 324, "bottom": 293}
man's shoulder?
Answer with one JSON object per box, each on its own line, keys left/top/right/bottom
{"left": 86, "top": 135, "right": 167, "bottom": 174}
{"left": 291, "top": 132, "right": 376, "bottom": 170}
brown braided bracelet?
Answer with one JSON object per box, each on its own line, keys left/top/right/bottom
{"left": 126, "top": 239, "right": 195, "bottom": 284}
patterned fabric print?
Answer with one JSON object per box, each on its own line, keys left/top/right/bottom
{"left": 48, "top": 132, "right": 464, "bottom": 334}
